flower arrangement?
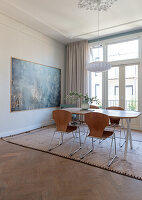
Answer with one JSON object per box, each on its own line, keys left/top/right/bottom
{"left": 66, "top": 91, "right": 100, "bottom": 105}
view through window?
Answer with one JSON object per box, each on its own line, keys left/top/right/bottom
{"left": 107, "top": 39, "right": 139, "bottom": 62}
{"left": 125, "top": 65, "right": 138, "bottom": 111}
{"left": 108, "top": 67, "right": 119, "bottom": 107}
{"left": 90, "top": 46, "right": 103, "bottom": 106}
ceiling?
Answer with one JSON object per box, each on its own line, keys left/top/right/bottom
{"left": 0, "top": 0, "right": 142, "bottom": 44}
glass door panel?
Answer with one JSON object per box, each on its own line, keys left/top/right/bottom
{"left": 125, "top": 65, "right": 138, "bottom": 111}
{"left": 107, "top": 64, "right": 139, "bottom": 129}
{"left": 108, "top": 67, "right": 119, "bottom": 107}
{"left": 89, "top": 46, "right": 103, "bottom": 106}
{"left": 91, "top": 72, "right": 102, "bottom": 106}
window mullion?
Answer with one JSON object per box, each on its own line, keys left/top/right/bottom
{"left": 102, "top": 44, "right": 107, "bottom": 108}
{"left": 119, "top": 65, "right": 125, "bottom": 109}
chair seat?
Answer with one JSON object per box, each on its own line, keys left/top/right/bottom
{"left": 88, "top": 130, "right": 114, "bottom": 139}
{"left": 102, "top": 130, "right": 114, "bottom": 138}
{"left": 66, "top": 125, "right": 77, "bottom": 133}
{"left": 109, "top": 118, "right": 120, "bottom": 125}
{"left": 109, "top": 123, "right": 121, "bottom": 127}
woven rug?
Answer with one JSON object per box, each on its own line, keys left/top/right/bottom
{"left": 3, "top": 126, "right": 142, "bottom": 181}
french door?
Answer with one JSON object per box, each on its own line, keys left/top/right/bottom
{"left": 90, "top": 63, "right": 140, "bottom": 129}
{"left": 107, "top": 64, "right": 139, "bottom": 129}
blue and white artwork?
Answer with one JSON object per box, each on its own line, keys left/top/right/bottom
{"left": 11, "top": 58, "right": 61, "bottom": 112}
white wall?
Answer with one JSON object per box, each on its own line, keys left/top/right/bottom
{"left": 0, "top": 13, "right": 66, "bottom": 137}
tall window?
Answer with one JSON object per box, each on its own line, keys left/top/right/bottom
{"left": 125, "top": 65, "right": 138, "bottom": 111}
{"left": 91, "top": 73, "right": 102, "bottom": 103}
{"left": 108, "top": 67, "right": 119, "bottom": 107}
{"left": 90, "top": 46, "right": 103, "bottom": 62}
{"left": 89, "top": 38, "right": 139, "bottom": 109}
{"left": 107, "top": 39, "right": 139, "bottom": 62}
{"left": 107, "top": 65, "right": 138, "bottom": 111}
{"left": 90, "top": 46, "right": 103, "bottom": 105}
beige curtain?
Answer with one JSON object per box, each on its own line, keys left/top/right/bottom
{"left": 66, "top": 40, "right": 89, "bottom": 102}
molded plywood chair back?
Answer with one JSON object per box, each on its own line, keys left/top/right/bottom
{"left": 53, "top": 110, "right": 72, "bottom": 132}
{"left": 50, "top": 110, "right": 81, "bottom": 157}
{"left": 106, "top": 106, "right": 124, "bottom": 124}
{"left": 81, "top": 112, "right": 117, "bottom": 167}
{"left": 85, "top": 112, "right": 109, "bottom": 138}
{"left": 90, "top": 105, "right": 99, "bottom": 109}
{"left": 106, "top": 106, "right": 125, "bottom": 147}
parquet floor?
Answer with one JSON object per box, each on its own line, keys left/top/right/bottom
{"left": 0, "top": 138, "right": 142, "bottom": 200}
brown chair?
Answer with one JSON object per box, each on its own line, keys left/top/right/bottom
{"left": 79, "top": 105, "right": 99, "bottom": 125}
{"left": 80, "top": 112, "right": 117, "bottom": 167}
{"left": 90, "top": 105, "right": 99, "bottom": 109}
{"left": 106, "top": 106, "right": 126, "bottom": 147}
{"left": 48, "top": 110, "right": 81, "bottom": 156}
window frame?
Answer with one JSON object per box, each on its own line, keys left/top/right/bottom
{"left": 88, "top": 34, "right": 142, "bottom": 129}
{"left": 107, "top": 38, "right": 140, "bottom": 62}
{"left": 89, "top": 36, "right": 141, "bottom": 65}
{"left": 89, "top": 45, "right": 104, "bottom": 62}
{"left": 88, "top": 36, "right": 141, "bottom": 100}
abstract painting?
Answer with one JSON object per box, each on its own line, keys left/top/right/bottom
{"left": 11, "top": 58, "right": 61, "bottom": 112}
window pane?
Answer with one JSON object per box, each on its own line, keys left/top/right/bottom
{"left": 108, "top": 40, "right": 139, "bottom": 62}
{"left": 108, "top": 67, "right": 119, "bottom": 107}
{"left": 125, "top": 65, "right": 138, "bottom": 111}
{"left": 90, "top": 46, "right": 103, "bottom": 62}
{"left": 91, "top": 72, "right": 102, "bottom": 105}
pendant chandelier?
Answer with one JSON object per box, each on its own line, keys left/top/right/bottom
{"left": 78, "top": 0, "right": 117, "bottom": 72}
{"left": 78, "top": 0, "right": 117, "bottom": 11}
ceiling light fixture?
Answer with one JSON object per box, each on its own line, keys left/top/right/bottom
{"left": 78, "top": 0, "right": 117, "bottom": 72}
{"left": 78, "top": 0, "right": 117, "bottom": 11}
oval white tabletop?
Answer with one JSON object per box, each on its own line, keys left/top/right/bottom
{"left": 63, "top": 108, "right": 141, "bottom": 119}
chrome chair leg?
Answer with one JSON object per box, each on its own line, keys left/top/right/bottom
{"left": 74, "top": 131, "right": 78, "bottom": 138}
{"left": 108, "top": 154, "right": 117, "bottom": 167}
{"left": 82, "top": 124, "right": 88, "bottom": 135}
{"left": 99, "top": 138, "right": 105, "bottom": 144}
{"left": 108, "top": 133, "right": 117, "bottom": 167}
{"left": 48, "top": 131, "right": 56, "bottom": 150}
{"left": 61, "top": 132, "right": 64, "bottom": 143}
{"left": 119, "top": 124, "right": 122, "bottom": 146}
{"left": 72, "top": 132, "right": 75, "bottom": 138}
{"left": 79, "top": 128, "right": 82, "bottom": 147}
{"left": 114, "top": 132, "right": 116, "bottom": 155}
{"left": 69, "top": 128, "right": 82, "bottom": 157}
{"left": 48, "top": 131, "right": 63, "bottom": 151}
{"left": 78, "top": 123, "right": 86, "bottom": 136}
{"left": 92, "top": 137, "right": 94, "bottom": 151}
{"left": 74, "top": 126, "right": 80, "bottom": 138}
{"left": 80, "top": 137, "right": 94, "bottom": 159}
{"left": 93, "top": 138, "right": 98, "bottom": 143}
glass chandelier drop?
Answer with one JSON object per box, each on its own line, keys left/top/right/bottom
{"left": 78, "top": 0, "right": 117, "bottom": 11}
{"left": 78, "top": 0, "right": 117, "bottom": 72}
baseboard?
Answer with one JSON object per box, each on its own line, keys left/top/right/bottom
{"left": 0, "top": 120, "right": 54, "bottom": 138}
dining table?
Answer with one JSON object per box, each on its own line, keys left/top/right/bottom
{"left": 63, "top": 107, "right": 141, "bottom": 160}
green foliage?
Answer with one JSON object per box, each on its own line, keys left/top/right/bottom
{"left": 128, "top": 100, "right": 137, "bottom": 111}
{"left": 65, "top": 91, "right": 100, "bottom": 105}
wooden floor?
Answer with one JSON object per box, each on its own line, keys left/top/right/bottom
{"left": 0, "top": 139, "right": 142, "bottom": 200}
